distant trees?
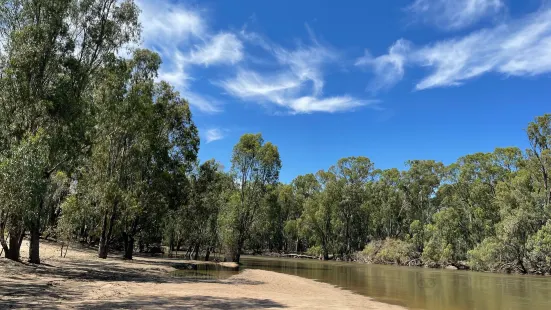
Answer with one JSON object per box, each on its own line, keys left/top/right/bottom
{"left": 238, "top": 114, "right": 551, "bottom": 274}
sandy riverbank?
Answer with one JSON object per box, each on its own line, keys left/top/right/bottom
{"left": 0, "top": 241, "right": 405, "bottom": 309}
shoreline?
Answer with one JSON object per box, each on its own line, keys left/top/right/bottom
{"left": 0, "top": 241, "right": 405, "bottom": 309}
{"left": 251, "top": 252, "right": 533, "bottom": 276}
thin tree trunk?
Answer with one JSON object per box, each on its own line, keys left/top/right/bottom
{"left": 98, "top": 202, "right": 117, "bottom": 259}
{"left": 28, "top": 194, "right": 45, "bottom": 264}
{"left": 322, "top": 239, "right": 329, "bottom": 260}
{"left": 193, "top": 243, "right": 200, "bottom": 260}
{"left": 29, "top": 223, "right": 40, "bottom": 264}
{"left": 226, "top": 237, "right": 244, "bottom": 263}
{"left": 205, "top": 247, "right": 211, "bottom": 261}
{"left": 98, "top": 212, "right": 109, "bottom": 259}
{"left": 123, "top": 235, "right": 134, "bottom": 260}
{"left": 169, "top": 233, "right": 175, "bottom": 253}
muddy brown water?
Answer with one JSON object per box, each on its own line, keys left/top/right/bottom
{"left": 239, "top": 256, "right": 551, "bottom": 310}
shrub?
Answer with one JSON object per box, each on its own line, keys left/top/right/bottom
{"left": 360, "top": 238, "right": 419, "bottom": 265}
{"left": 467, "top": 237, "right": 503, "bottom": 272}
{"left": 526, "top": 221, "right": 551, "bottom": 275}
{"left": 306, "top": 245, "right": 323, "bottom": 257}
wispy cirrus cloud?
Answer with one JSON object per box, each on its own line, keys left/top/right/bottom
{"left": 188, "top": 33, "right": 244, "bottom": 66}
{"left": 288, "top": 96, "right": 369, "bottom": 114}
{"left": 360, "top": 7, "right": 551, "bottom": 91}
{"left": 204, "top": 128, "right": 226, "bottom": 143}
{"left": 219, "top": 30, "right": 371, "bottom": 114}
{"left": 355, "top": 39, "right": 411, "bottom": 92}
{"left": 407, "top": 0, "right": 504, "bottom": 31}
{"left": 137, "top": 1, "right": 371, "bottom": 115}
{"left": 137, "top": 0, "right": 243, "bottom": 113}
{"left": 413, "top": 8, "right": 551, "bottom": 90}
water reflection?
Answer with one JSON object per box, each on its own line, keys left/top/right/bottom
{"left": 172, "top": 264, "right": 240, "bottom": 281}
{"left": 241, "top": 256, "right": 551, "bottom": 310}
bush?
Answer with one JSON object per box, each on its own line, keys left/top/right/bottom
{"left": 526, "top": 221, "right": 551, "bottom": 275}
{"left": 359, "top": 238, "right": 419, "bottom": 266}
{"left": 467, "top": 237, "right": 503, "bottom": 272}
{"left": 306, "top": 245, "right": 323, "bottom": 257}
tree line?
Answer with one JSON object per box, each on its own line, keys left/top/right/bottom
{"left": 1, "top": 0, "right": 550, "bottom": 275}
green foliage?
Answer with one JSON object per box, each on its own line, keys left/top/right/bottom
{"left": 467, "top": 237, "right": 504, "bottom": 272}
{"left": 220, "top": 133, "right": 281, "bottom": 262}
{"left": 526, "top": 221, "right": 551, "bottom": 274}
{"left": 361, "top": 239, "right": 418, "bottom": 265}
{"left": 305, "top": 245, "right": 323, "bottom": 257}
{"left": 423, "top": 207, "right": 469, "bottom": 266}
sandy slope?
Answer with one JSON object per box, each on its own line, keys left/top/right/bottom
{"left": 0, "top": 241, "right": 405, "bottom": 309}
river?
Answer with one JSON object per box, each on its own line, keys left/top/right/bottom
{"left": 240, "top": 256, "right": 551, "bottom": 310}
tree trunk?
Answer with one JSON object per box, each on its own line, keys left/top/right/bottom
{"left": 205, "top": 247, "right": 211, "bottom": 261}
{"left": 169, "top": 234, "right": 175, "bottom": 253}
{"left": 322, "top": 240, "right": 329, "bottom": 260}
{"left": 29, "top": 223, "right": 40, "bottom": 264}
{"left": 185, "top": 245, "right": 192, "bottom": 259}
{"left": 98, "top": 239, "right": 108, "bottom": 259}
{"left": 193, "top": 243, "right": 200, "bottom": 260}
{"left": 226, "top": 238, "right": 243, "bottom": 263}
{"left": 123, "top": 235, "right": 134, "bottom": 260}
{"left": 5, "top": 228, "right": 24, "bottom": 261}
{"left": 225, "top": 248, "right": 241, "bottom": 263}
{"left": 98, "top": 203, "right": 117, "bottom": 259}
{"left": 98, "top": 212, "right": 109, "bottom": 259}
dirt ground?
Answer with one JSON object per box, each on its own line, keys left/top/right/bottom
{"left": 0, "top": 240, "right": 405, "bottom": 309}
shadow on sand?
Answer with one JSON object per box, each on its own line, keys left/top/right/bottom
{"left": 0, "top": 257, "right": 275, "bottom": 309}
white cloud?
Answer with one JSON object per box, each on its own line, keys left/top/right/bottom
{"left": 355, "top": 39, "right": 411, "bottom": 92}
{"left": 137, "top": 1, "right": 369, "bottom": 115}
{"left": 362, "top": 8, "right": 551, "bottom": 91}
{"left": 205, "top": 128, "right": 226, "bottom": 143}
{"left": 182, "top": 92, "right": 222, "bottom": 114}
{"left": 137, "top": 0, "right": 244, "bottom": 113}
{"left": 158, "top": 52, "right": 190, "bottom": 89}
{"left": 138, "top": 0, "right": 206, "bottom": 46}
{"left": 218, "top": 35, "right": 370, "bottom": 114}
{"left": 413, "top": 8, "right": 551, "bottom": 89}
{"left": 289, "top": 96, "right": 369, "bottom": 114}
{"left": 219, "top": 69, "right": 301, "bottom": 104}
{"left": 188, "top": 33, "right": 244, "bottom": 66}
{"left": 408, "top": 0, "right": 504, "bottom": 31}
{"left": 273, "top": 44, "right": 337, "bottom": 95}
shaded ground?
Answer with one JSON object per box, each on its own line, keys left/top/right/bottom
{"left": 0, "top": 241, "right": 404, "bottom": 309}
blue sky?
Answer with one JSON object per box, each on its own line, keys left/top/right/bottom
{"left": 136, "top": 0, "right": 550, "bottom": 182}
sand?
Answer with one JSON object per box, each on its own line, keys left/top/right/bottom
{"left": 0, "top": 240, "right": 405, "bottom": 309}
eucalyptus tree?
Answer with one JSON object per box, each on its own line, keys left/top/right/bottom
{"left": 526, "top": 114, "right": 551, "bottom": 208}
{"left": 468, "top": 115, "right": 551, "bottom": 273}
{"left": 300, "top": 170, "right": 338, "bottom": 260}
{"left": 0, "top": 133, "right": 48, "bottom": 260}
{"left": 282, "top": 173, "right": 320, "bottom": 252}
{"left": 330, "top": 157, "right": 374, "bottom": 256}
{"left": 368, "top": 168, "right": 406, "bottom": 239}
{"left": 221, "top": 133, "right": 281, "bottom": 262}
{"left": 181, "top": 159, "right": 230, "bottom": 260}
{"left": 75, "top": 49, "right": 198, "bottom": 259}
{"left": 0, "top": 0, "right": 140, "bottom": 263}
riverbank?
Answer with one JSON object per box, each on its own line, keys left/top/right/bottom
{"left": 0, "top": 241, "right": 404, "bottom": 309}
